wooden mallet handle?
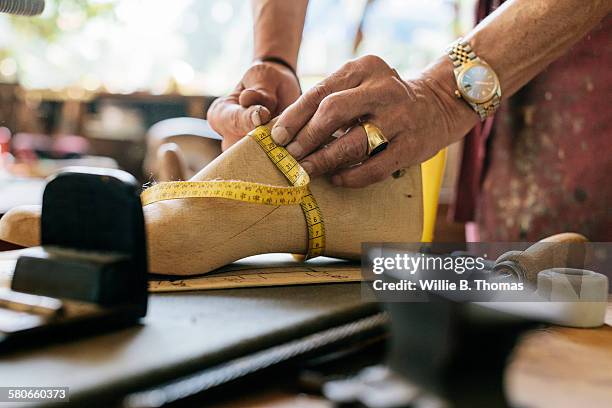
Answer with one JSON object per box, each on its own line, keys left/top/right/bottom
{"left": 494, "top": 233, "right": 588, "bottom": 283}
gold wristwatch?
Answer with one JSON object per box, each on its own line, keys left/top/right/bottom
{"left": 448, "top": 38, "right": 501, "bottom": 121}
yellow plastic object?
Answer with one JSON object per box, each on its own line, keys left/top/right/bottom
{"left": 420, "top": 148, "right": 448, "bottom": 242}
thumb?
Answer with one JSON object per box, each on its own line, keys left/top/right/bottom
{"left": 240, "top": 104, "right": 272, "bottom": 128}
{"left": 218, "top": 104, "right": 273, "bottom": 151}
{"left": 245, "top": 105, "right": 272, "bottom": 128}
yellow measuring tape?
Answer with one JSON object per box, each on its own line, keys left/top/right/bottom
{"left": 141, "top": 125, "right": 325, "bottom": 259}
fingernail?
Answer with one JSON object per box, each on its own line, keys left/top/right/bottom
{"left": 301, "top": 161, "right": 314, "bottom": 175}
{"left": 251, "top": 108, "right": 262, "bottom": 127}
{"left": 271, "top": 126, "right": 290, "bottom": 145}
{"left": 286, "top": 143, "right": 303, "bottom": 158}
{"left": 331, "top": 175, "right": 343, "bottom": 186}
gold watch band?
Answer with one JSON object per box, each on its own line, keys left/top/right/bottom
{"left": 448, "top": 39, "right": 477, "bottom": 67}
{"left": 448, "top": 39, "right": 501, "bottom": 121}
{"left": 475, "top": 96, "right": 500, "bottom": 120}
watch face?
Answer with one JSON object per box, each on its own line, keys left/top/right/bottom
{"left": 458, "top": 63, "right": 498, "bottom": 103}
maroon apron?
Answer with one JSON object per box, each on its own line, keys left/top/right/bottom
{"left": 452, "top": 2, "right": 611, "bottom": 241}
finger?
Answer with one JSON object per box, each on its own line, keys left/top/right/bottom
{"left": 239, "top": 87, "right": 278, "bottom": 114}
{"left": 209, "top": 96, "right": 269, "bottom": 138}
{"left": 285, "top": 88, "right": 371, "bottom": 160}
{"left": 229, "top": 104, "right": 270, "bottom": 132}
{"left": 330, "top": 141, "right": 401, "bottom": 188}
{"left": 299, "top": 125, "right": 368, "bottom": 177}
{"left": 248, "top": 104, "right": 272, "bottom": 127}
{"left": 272, "top": 61, "right": 364, "bottom": 146}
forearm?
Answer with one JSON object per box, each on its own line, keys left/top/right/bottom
{"left": 252, "top": 0, "right": 308, "bottom": 70}
{"left": 467, "top": 0, "right": 611, "bottom": 97}
{"left": 421, "top": 0, "right": 610, "bottom": 143}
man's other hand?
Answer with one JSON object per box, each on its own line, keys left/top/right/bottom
{"left": 270, "top": 55, "right": 477, "bottom": 187}
{"left": 207, "top": 61, "right": 301, "bottom": 151}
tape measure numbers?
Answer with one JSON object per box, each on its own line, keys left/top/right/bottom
{"left": 141, "top": 126, "right": 326, "bottom": 259}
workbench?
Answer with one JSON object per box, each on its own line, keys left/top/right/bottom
{"left": 1, "top": 241, "right": 611, "bottom": 407}
{"left": 0, "top": 283, "right": 377, "bottom": 407}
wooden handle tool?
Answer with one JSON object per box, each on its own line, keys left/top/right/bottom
{"left": 493, "top": 232, "right": 588, "bottom": 284}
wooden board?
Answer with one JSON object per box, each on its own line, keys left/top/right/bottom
{"left": 0, "top": 251, "right": 362, "bottom": 292}
{"left": 149, "top": 254, "right": 362, "bottom": 292}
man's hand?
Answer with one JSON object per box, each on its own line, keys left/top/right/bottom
{"left": 270, "top": 55, "right": 477, "bottom": 187}
{"left": 208, "top": 61, "right": 301, "bottom": 150}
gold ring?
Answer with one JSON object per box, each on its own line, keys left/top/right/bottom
{"left": 361, "top": 122, "right": 389, "bottom": 157}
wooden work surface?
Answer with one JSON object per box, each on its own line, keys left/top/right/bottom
{"left": 505, "top": 302, "right": 612, "bottom": 408}
{"left": 0, "top": 249, "right": 611, "bottom": 407}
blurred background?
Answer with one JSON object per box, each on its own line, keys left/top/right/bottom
{"left": 0, "top": 0, "right": 475, "bottom": 226}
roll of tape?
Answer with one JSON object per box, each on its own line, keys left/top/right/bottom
{"left": 537, "top": 268, "right": 608, "bottom": 328}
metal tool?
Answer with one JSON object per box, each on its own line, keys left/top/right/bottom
{"left": 0, "top": 168, "right": 148, "bottom": 351}
{"left": 0, "top": 0, "right": 45, "bottom": 16}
